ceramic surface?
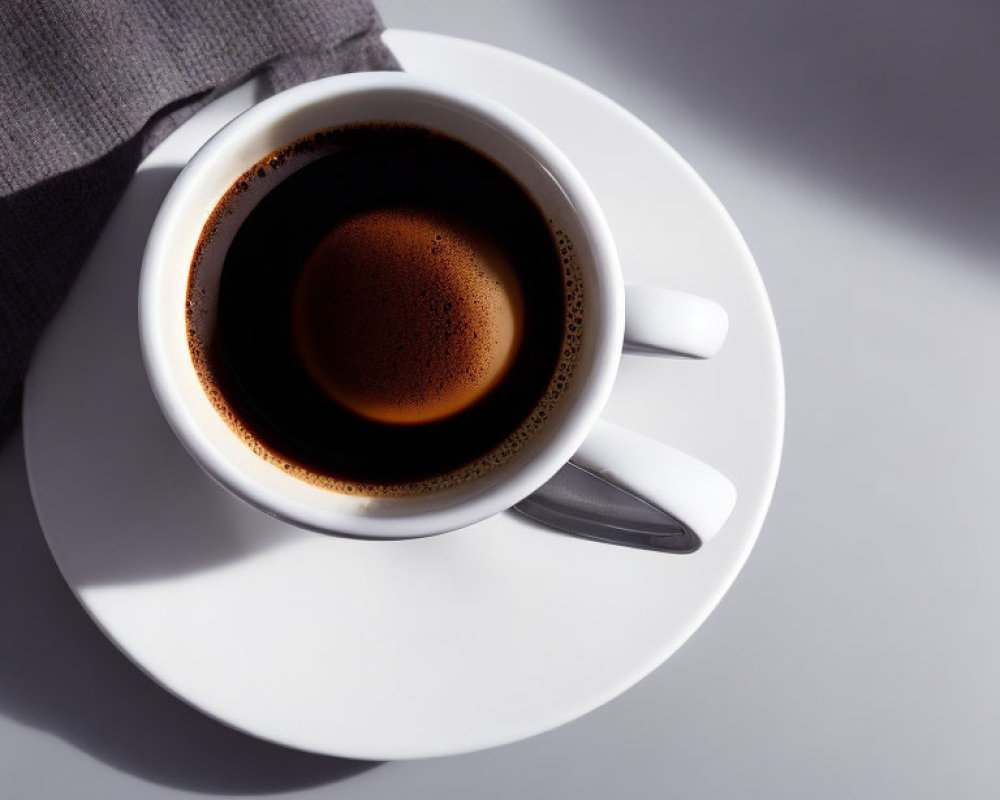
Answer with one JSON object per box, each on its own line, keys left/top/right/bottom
{"left": 23, "top": 30, "right": 783, "bottom": 759}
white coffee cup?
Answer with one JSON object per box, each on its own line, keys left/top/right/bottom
{"left": 140, "top": 72, "right": 735, "bottom": 543}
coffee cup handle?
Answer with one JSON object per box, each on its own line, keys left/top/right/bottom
{"left": 566, "top": 285, "right": 735, "bottom": 545}
{"left": 623, "top": 284, "right": 728, "bottom": 358}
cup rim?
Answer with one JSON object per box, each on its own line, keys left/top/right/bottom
{"left": 140, "top": 71, "right": 624, "bottom": 538}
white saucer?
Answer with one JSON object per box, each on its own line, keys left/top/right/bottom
{"left": 24, "top": 30, "right": 784, "bottom": 760}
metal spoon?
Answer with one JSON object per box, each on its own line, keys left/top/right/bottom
{"left": 514, "top": 462, "right": 701, "bottom": 553}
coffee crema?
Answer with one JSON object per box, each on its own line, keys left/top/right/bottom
{"left": 292, "top": 207, "right": 525, "bottom": 425}
{"left": 187, "top": 123, "right": 583, "bottom": 497}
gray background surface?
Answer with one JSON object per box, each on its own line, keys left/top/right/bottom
{"left": 2, "top": 1, "right": 999, "bottom": 797}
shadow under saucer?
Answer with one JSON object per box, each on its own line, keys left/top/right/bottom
{"left": 0, "top": 431, "right": 381, "bottom": 794}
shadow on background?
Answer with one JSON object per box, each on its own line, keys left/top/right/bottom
{"left": 0, "top": 431, "right": 379, "bottom": 794}
{"left": 555, "top": 0, "right": 1000, "bottom": 256}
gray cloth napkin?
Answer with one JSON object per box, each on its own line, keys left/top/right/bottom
{"left": 0, "top": 0, "right": 399, "bottom": 437}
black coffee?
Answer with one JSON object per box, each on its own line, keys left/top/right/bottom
{"left": 187, "top": 124, "right": 583, "bottom": 495}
